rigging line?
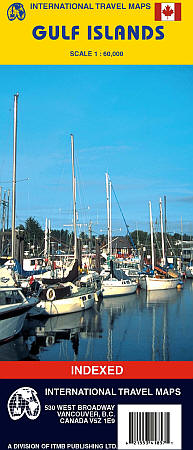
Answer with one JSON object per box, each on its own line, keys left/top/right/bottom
{"left": 153, "top": 229, "right": 162, "bottom": 259}
{"left": 153, "top": 221, "right": 162, "bottom": 258}
{"left": 110, "top": 182, "right": 127, "bottom": 230}
{"left": 110, "top": 180, "right": 136, "bottom": 251}
{"left": 0, "top": 177, "right": 30, "bottom": 183}
{"left": 166, "top": 235, "right": 176, "bottom": 257}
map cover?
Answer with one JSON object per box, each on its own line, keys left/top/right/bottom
{"left": 0, "top": 1, "right": 192, "bottom": 450}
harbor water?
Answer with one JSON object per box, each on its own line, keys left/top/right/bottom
{"left": 1, "top": 279, "right": 193, "bottom": 361}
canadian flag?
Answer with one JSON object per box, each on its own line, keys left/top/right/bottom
{"left": 155, "top": 3, "right": 181, "bottom": 21}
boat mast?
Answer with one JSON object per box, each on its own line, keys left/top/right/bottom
{"left": 11, "top": 93, "right": 19, "bottom": 259}
{"left": 2, "top": 191, "right": 6, "bottom": 252}
{"left": 88, "top": 220, "right": 92, "bottom": 268}
{"left": 181, "top": 216, "right": 183, "bottom": 270}
{"left": 71, "top": 134, "right": 78, "bottom": 260}
{"left": 48, "top": 219, "right": 51, "bottom": 260}
{"left": 106, "top": 172, "right": 110, "bottom": 255}
{"left": 159, "top": 197, "right": 165, "bottom": 266}
{"left": 0, "top": 186, "right": 2, "bottom": 218}
{"left": 164, "top": 195, "right": 167, "bottom": 262}
{"left": 7, "top": 189, "right": 10, "bottom": 230}
{"left": 44, "top": 217, "right": 48, "bottom": 258}
{"left": 109, "top": 179, "right": 112, "bottom": 256}
{"left": 149, "top": 201, "right": 155, "bottom": 271}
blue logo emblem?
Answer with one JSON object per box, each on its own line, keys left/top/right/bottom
{"left": 7, "top": 3, "right": 26, "bottom": 21}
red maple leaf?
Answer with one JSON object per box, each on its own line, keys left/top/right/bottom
{"left": 162, "top": 5, "right": 174, "bottom": 18}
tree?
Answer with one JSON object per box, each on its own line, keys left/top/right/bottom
{"left": 25, "top": 217, "right": 44, "bottom": 251}
{"left": 79, "top": 231, "right": 88, "bottom": 245}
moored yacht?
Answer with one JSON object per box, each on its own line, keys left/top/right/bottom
{"left": 102, "top": 278, "right": 137, "bottom": 297}
{"left": 0, "top": 268, "right": 39, "bottom": 342}
{"left": 140, "top": 200, "right": 181, "bottom": 291}
{"left": 140, "top": 275, "right": 180, "bottom": 291}
{"left": 28, "top": 282, "right": 95, "bottom": 316}
{"left": 28, "top": 135, "right": 95, "bottom": 317}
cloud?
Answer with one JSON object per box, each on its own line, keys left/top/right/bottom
{"left": 174, "top": 196, "right": 193, "bottom": 203}
{"left": 78, "top": 145, "right": 133, "bottom": 154}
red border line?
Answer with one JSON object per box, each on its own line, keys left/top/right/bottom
{"left": 0, "top": 361, "right": 192, "bottom": 379}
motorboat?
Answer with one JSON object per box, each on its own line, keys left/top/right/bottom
{"left": 102, "top": 278, "right": 137, "bottom": 297}
{"left": 0, "top": 268, "right": 39, "bottom": 342}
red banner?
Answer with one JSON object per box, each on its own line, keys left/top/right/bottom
{"left": 0, "top": 361, "right": 192, "bottom": 379}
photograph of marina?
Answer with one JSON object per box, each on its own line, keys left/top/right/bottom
{"left": 0, "top": 65, "right": 193, "bottom": 361}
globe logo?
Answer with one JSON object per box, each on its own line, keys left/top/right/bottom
{"left": 7, "top": 387, "right": 41, "bottom": 421}
{"left": 7, "top": 3, "right": 26, "bottom": 21}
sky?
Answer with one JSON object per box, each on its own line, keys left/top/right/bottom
{"left": 0, "top": 65, "right": 193, "bottom": 236}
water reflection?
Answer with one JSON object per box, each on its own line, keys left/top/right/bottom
{"left": 0, "top": 335, "right": 35, "bottom": 361}
{"left": 0, "top": 281, "right": 193, "bottom": 361}
{"left": 146, "top": 288, "right": 182, "bottom": 361}
{"left": 21, "top": 307, "right": 103, "bottom": 361}
{"left": 146, "top": 289, "right": 179, "bottom": 305}
{"left": 102, "top": 294, "right": 137, "bottom": 361}
{"left": 102, "top": 292, "right": 137, "bottom": 311}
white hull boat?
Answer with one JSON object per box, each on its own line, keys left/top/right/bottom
{"left": 0, "top": 287, "right": 39, "bottom": 342}
{"left": 0, "top": 310, "right": 28, "bottom": 343}
{"left": 102, "top": 278, "right": 137, "bottom": 297}
{"left": 29, "top": 287, "right": 95, "bottom": 316}
{"left": 140, "top": 275, "right": 180, "bottom": 291}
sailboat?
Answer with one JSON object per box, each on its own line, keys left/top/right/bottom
{"left": 29, "top": 135, "right": 95, "bottom": 316}
{"left": 102, "top": 259, "right": 138, "bottom": 297}
{"left": 141, "top": 274, "right": 180, "bottom": 291}
{"left": 101, "top": 173, "right": 137, "bottom": 297}
{"left": 0, "top": 94, "right": 40, "bottom": 342}
{"left": 140, "top": 200, "right": 180, "bottom": 291}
